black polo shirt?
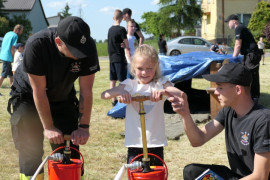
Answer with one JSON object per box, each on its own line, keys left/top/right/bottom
{"left": 12, "top": 28, "right": 100, "bottom": 102}
{"left": 235, "top": 24, "right": 258, "bottom": 55}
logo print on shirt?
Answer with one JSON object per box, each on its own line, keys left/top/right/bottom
{"left": 240, "top": 132, "right": 250, "bottom": 145}
{"left": 70, "top": 62, "right": 81, "bottom": 72}
{"left": 80, "top": 35, "right": 86, "bottom": 44}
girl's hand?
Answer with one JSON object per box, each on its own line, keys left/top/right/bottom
{"left": 118, "top": 90, "right": 132, "bottom": 104}
{"left": 150, "top": 90, "right": 164, "bottom": 102}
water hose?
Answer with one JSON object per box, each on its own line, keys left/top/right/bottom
{"left": 30, "top": 153, "right": 63, "bottom": 180}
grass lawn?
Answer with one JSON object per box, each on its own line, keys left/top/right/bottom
{"left": 0, "top": 56, "right": 269, "bottom": 179}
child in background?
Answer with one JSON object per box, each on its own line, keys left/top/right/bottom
{"left": 257, "top": 37, "right": 265, "bottom": 65}
{"left": 12, "top": 43, "right": 24, "bottom": 74}
{"left": 101, "top": 44, "right": 182, "bottom": 165}
{"left": 221, "top": 42, "right": 229, "bottom": 54}
{"left": 125, "top": 19, "right": 136, "bottom": 79}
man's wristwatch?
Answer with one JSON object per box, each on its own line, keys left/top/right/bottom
{"left": 78, "top": 124, "right": 90, "bottom": 128}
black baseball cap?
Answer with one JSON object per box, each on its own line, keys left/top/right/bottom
{"left": 123, "top": 8, "right": 132, "bottom": 16}
{"left": 202, "top": 63, "right": 252, "bottom": 86}
{"left": 225, "top": 14, "right": 239, "bottom": 23}
{"left": 57, "top": 16, "right": 92, "bottom": 59}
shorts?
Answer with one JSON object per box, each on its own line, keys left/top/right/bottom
{"left": 1, "top": 61, "right": 13, "bottom": 78}
{"left": 110, "top": 62, "right": 127, "bottom": 82}
{"left": 259, "top": 49, "right": 264, "bottom": 55}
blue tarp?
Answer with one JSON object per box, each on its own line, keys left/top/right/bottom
{"left": 107, "top": 51, "right": 243, "bottom": 118}
{"left": 159, "top": 51, "right": 242, "bottom": 83}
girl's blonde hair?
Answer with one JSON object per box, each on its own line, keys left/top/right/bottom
{"left": 130, "top": 44, "right": 161, "bottom": 82}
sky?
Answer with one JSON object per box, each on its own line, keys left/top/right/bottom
{"left": 40, "top": 0, "right": 161, "bottom": 42}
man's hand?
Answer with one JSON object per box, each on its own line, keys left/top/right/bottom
{"left": 71, "top": 128, "right": 90, "bottom": 145}
{"left": 165, "top": 90, "right": 190, "bottom": 117}
{"left": 44, "top": 126, "right": 64, "bottom": 144}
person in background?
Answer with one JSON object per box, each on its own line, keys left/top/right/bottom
{"left": 221, "top": 42, "right": 229, "bottom": 54}
{"left": 257, "top": 36, "right": 265, "bottom": 65}
{"left": 108, "top": 9, "right": 130, "bottom": 106}
{"left": 158, "top": 34, "right": 167, "bottom": 55}
{"left": 225, "top": 14, "right": 261, "bottom": 102}
{"left": 125, "top": 19, "right": 136, "bottom": 79}
{"left": 8, "top": 16, "right": 99, "bottom": 180}
{"left": 168, "top": 63, "right": 270, "bottom": 180}
{"left": 210, "top": 42, "right": 222, "bottom": 54}
{"left": 122, "top": 8, "right": 144, "bottom": 46}
{"left": 12, "top": 43, "right": 25, "bottom": 74}
{"left": 101, "top": 44, "right": 183, "bottom": 166}
{"left": 0, "top": 24, "right": 23, "bottom": 96}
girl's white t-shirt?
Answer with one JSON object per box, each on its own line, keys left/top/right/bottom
{"left": 120, "top": 77, "right": 171, "bottom": 148}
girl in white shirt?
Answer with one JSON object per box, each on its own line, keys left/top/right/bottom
{"left": 101, "top": 44, "right": 182, "bottom": 165}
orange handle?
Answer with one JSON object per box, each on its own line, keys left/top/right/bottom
{"left": 131, "top": 96, "right": 150, "bottom": 102}
{"left": 64, "top": 135, "right": 71, "bottom": 141}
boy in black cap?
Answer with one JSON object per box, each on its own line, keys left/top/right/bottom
{"left": 166, "top": 63, "right": 270, "bottom": 179}
{"left": 123, "top": 8, "right": 144, "bottom": 46}
{"left": 9, "top": 16, "right": 100, "bottom": 179}
{"left": 225, "top": 14, "right": 261, "bottom": 102}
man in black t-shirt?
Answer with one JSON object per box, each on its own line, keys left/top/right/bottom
{"left": 8, "top": 16, "right": 100, "bottom": 179}
{"left": 167, "top": 63, "right": 270, "bottom": 179}
{"left": 123, "top": 8, "right": 144, "bottom": 46}
{"left": 108, "top": 9, "right": 130, "bottom": 106}
{"left": 225, "top": 14, "right": 261, "bottom": 101}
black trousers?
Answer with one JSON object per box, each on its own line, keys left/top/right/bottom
{"left": 127, "top": 147, "right": 164, "bottom": 166}
{"left": 183, "top": 163, "right": 241, "bottom": 180}
{"left": 243, "top": 52, "right": 261, "bottom": 98}
{"left": 10, "top": 98, "right": 80, "bottom": 176}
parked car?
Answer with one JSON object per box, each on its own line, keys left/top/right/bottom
{"left": 167, "top": 36, "right": 213, "bottom": 56}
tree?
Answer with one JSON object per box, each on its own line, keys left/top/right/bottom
{"left": 61, "top": 3, "right": 72, "bottom": 18}
{"left": 9, "top": 14, "right": 32, "bottom": 43}
{"left": 141, "top": 0, "right": 202, "bottom": 37}
{"left": 0, "top": 16, "right": 9, "bottom": 37}
{"left": 248, "top": 1, "right": 270, "bottom": 47}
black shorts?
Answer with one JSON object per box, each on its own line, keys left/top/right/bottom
{"left": 259, "top": 49, "right": 264, "bottom": 55}
{"left": 110, "top": 62, "right": 127, "bottom": 82}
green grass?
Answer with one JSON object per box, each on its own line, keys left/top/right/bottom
{"left": 0, "top": 55, "right": 269, "bottom": 179}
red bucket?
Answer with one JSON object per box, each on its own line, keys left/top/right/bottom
{"left": 130, "top": 166, "right": 166, "bottom": 180}
{"left": 128, "top": 153, "right": 168, "bottom": 180}
{"left": 48, "top": 159, "right": 82, "bottom": 180}
{"left": 48, "top": 146, "right": 84, "bottom": 180}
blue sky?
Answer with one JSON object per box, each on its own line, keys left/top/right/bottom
{"left": 40, "top": 0, "right": 161, "bottom": 42}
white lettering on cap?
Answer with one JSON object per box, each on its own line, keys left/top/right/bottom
{"left": 80, "top": 35, "right": 86, "bottom": 44}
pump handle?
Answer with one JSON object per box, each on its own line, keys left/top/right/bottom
{"left": 131, "top": 96, "right": 150, "bottom": 102}
{"left": 64, "top": 135, "right": 71, "bottom": 141}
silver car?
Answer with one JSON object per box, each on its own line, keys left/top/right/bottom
{"left": 167, "top": 36, "right": 213, "bottom": 56}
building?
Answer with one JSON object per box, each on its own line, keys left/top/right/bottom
{"left": 201, "top": 0, "right": 260, "bottom": 44}
{"left": 47, "top": 12, "right": 64, "bottom": 28}
{"left": 2, "top": 0, "right": 48, "bottom": 34}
